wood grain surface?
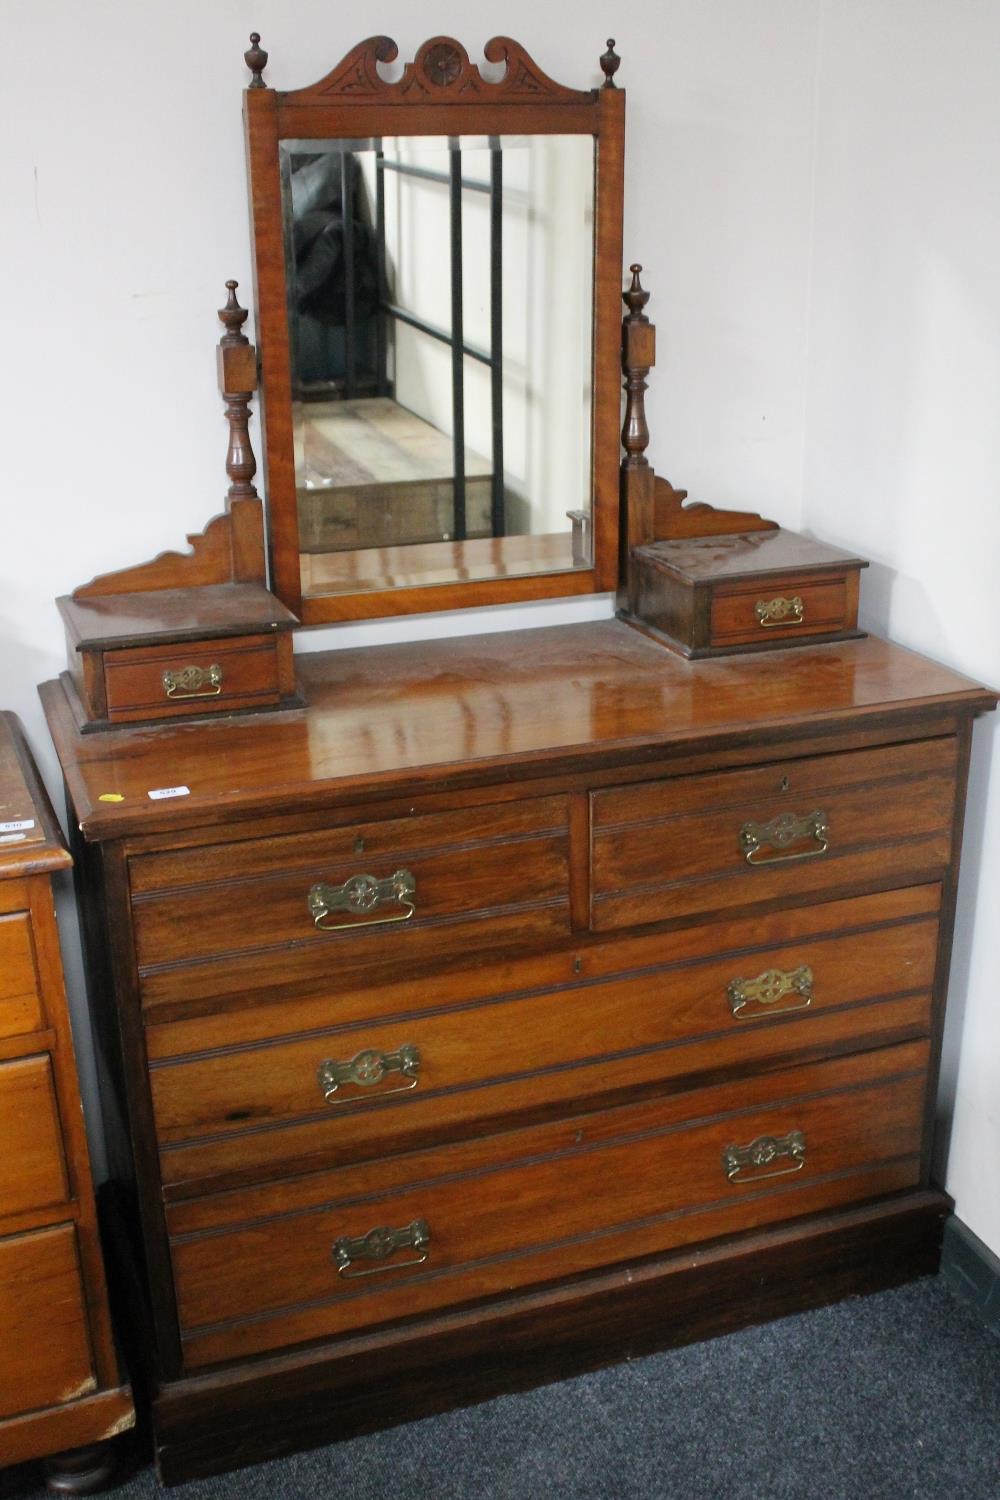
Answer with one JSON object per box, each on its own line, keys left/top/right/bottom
{"left": 103, "top": 633, "right": 282, "bottom": 721}
{"left": 149, "top": 903, "right": 938, "bottom": 1194}
{"left": 39, "top": 624, "right": 997, "bottom": 843}
{"left": 0, "top": 912, "right": 44, "bottom": 1038}
{"left": 591, "top": 736, "right": 958, "bottom": 929}
{"left": 0, "top": 1225, "right": 95, "bottom": 1417}
{"left": 0, "top": 1056, "right": 69, "bottom": 1215}
{"left": 710, "top": 575, "right": 848, "bottom": 645}
{"left": 170, "top": 1041, "right": 928, "bottom": 1367}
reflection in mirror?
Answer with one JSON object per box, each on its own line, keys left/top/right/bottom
{"left": 278, "top": 134, "right": 595, "bottom": 597}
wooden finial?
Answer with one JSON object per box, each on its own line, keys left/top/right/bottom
{"left": 217, "top": 281, "right": 258, "bottom": 502}
{"left": 219, "top": 279, "right": 250, "bottom": 347}
{"left": 245, "top": 32, "right": 268, "bottom": 87}
{"left": 623, "top": 263, "right": 650, "bottom": 322}
{"left": 600, "top": 39, "right": 620, "bottom": 89}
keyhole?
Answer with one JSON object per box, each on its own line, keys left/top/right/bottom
{"left": 354, "top": 836, "right": 365, "bottom": 855}
{"left": 779, "top": 776, "right": 790, "bottom": 793}
{"left": 573, "top": 955, "right": 583, "bottom": 974}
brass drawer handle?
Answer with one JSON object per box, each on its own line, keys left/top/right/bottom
{"left": 162, "top": 664, "right": 223, "bottom": 699}
{"left": 723, "top": 1130, "right": 806, "bottom": 1185}
{"left": 740, "top": 810, "right": 829, "bottom": 865}
{"left": 308, "top": 869, "right": 416, "bottom": 931}
{"left": 332, "top": 1219, "right": 430, "bottom": 1279}
{"left": 755, "top": 595, "right": 804, "bottom": 628}
{"left": 318, "top": 1044, "right": 421, "bottom": 1103}
{"left": 728, "top": 965, "right": 814, "bottom": 1020}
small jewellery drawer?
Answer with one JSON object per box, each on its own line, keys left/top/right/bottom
{"left": 103, "top": 633, "right": 285, "bottom": 724}
{"left": 168, "top": 1040, "right": 929, "bottom": 1369}
{"left": 591, "top": 737, "right": 957, "bottom": 932}
{"left": 149, "top": 887, "right": 940, "bottom": 1190}
{"left": 0, "top": 1056, "right": 69, "bottom": 1216}
{"left": 0, "top": 1224, "right": 95, "bottom": 1419}
{"left": 130, "top": 798, "right": 570, "bottom": 1011}
{"left": 709, "top": 573, "right": 850, "bottom": 647}
{"left": 626, "top": 531, "right": 866, "bottom": 656}
{"left": 0, "top": 911, "right": 43, "bottom": 1039}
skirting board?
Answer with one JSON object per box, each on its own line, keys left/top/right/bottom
{"left": 152, "top": 1189, "right": 948, "bottom": 1485}
{"left": 940, "top": 1215, "right": 1000, "bottom": 1337}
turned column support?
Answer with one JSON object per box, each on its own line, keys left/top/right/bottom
{"left": 621, "top": 263, "right": 654, "bottom": 470}
{"left": 217, "top": 280, "right": 259, "bottom": 504}
{"left": 620, "top": 264, "right": 657, "bottom": 599}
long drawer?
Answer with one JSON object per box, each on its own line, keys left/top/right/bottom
{"left": 149, "top": 886, "right": 940, "bottom": 1191}
{"left": 591, "top": 737, "right": 957, "bottom": 931}
{"left": 168, "top": 1041, "right": 929, "bottom": 1369}
{"left": 129, "top": 798, "right": 570, "bottom": 1011}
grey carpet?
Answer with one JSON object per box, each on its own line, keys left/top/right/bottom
{"left": 3, "top": 1277, "right": 998, "bottom": 1499}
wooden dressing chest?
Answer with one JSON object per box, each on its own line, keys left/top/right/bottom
{"left": 0, "top": 714, "right": 133, "bottom": 1492}
{"left": 41, "top": 621, "right": 996, "bottom": 1482}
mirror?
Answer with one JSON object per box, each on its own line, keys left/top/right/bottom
{"left": 281, "top": 134, "right": 595, "bottom": 599}
{"left": 244, "top": 35, "right": 624, "bottom": 624}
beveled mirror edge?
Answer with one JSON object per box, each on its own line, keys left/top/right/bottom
{"left": 243, "top": 35, "right": 625, "bottom": 625}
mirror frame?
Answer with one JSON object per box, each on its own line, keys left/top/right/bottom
{"left": 244, "top": 34, "right": 624, "bottom": 625}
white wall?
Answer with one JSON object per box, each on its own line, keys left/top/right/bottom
{"left": 12, "top": 1, "right": 997, "bottom": 1262}
{"left": 801, "top": 0, "right": 1000, "bottom": 1253}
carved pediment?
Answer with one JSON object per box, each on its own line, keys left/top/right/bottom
{"left": 270, "top": 35, "right": 596, "bottom": 105}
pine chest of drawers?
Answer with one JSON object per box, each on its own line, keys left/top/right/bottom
{"left": 0, "top": 713, "right": 133, "bottom": 1491}
{"left": 41, "top": 620, "right": 996, "bottom": 1483}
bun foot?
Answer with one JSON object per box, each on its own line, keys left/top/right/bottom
{"left": 43, "top": 1443, "right": 116, "bottom": 1496}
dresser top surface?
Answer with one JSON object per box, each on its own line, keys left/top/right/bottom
{"left": 0, "top": 712, "right": 71, "bottom": 875}
{"left": 40, "top": 620, "right": 996, "bottom": 841}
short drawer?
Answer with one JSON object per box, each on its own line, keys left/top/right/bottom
{"left": 710, "top": 573, "right": 851, "bottom": 647}
{"left": 149, "top": 890, "right": 940, "bottom": 1191}
{"left": 591, "top": 737, "right": 957, "bottom": 932}
{"left": 0, "top": 912, "right": 43, "bottom": 1039}
{"left": 169, "top": 1040, "right": 929, "bottom": 1369}
{"left": 130, "top": 798, "right": 570, "bottom": 1011}
{"left": 0, "top": 1055, "right": 68, "bottom": 1218}
{"left": 0, "top": 1223, "right": 95, "bottom": 1419}
{"left": 103, "top": 633, "right": 285, "bottom": 723}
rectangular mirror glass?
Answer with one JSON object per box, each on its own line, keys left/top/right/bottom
{"left": 278, "top": 133, "right": 595, "bottom": 598}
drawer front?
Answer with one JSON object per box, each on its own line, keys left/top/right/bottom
{"left": 592, "top": 738, "right": 957, "bottom": 932}
{"left": 710, "top": 573, "right": 850, "bottom": 647}
{"left": 0, "top": 1223, "right": 95, "bottom": 1419}
{"left": 0, "top": 912, "right": 43, "bottom": 1039}
{"left": 170, "top": 1041, "right": 928, "bottom": 1368}
{"left": 104, "top": 633, "right": 281, "bottom": 723}
{"left": 130, "top": 799, "right": 570, "bottom": 1010}
{"left": 0, "top": 1055, "right": 68, "bottom": 1217}
{"left": 150, "top": 898, "right": 939, "bottom": 1190}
